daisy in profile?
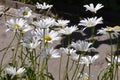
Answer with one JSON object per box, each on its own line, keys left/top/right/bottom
{"left": 32, "top": 17, "right": 55, "bottom": 29}
{"left": 5, "top": 66, "right": 25, "bottom": 78}
{"left": 22, "top": 37, "right": 40, "bottom": 51}
{"left": 36, "top": 2, "right": 53, "bottom": 9}
{"left": 55, "top": 19, "right": 70, "bottom": 28}
{"left": 84, "top": 3, "right": 104, "bottom": 13}
{"left": 20, "top": 24, "right": 33, "bottom": 33}
{"left": 41, "top": 47, "right": 60, "bottom": 59}
{"left": 80, "top": 55, "right": 99, "bottom": 66}
{"left": 97, "top": 26, "right": 120, "bottom": 39}
{"left": 78, "top": 17, "right": 103, "bottom": 31}
{"left": 59, "top": 25, "right": 78, "bottom": 35}
{"left": 71, "top": 40, "right": 94, "bottom": 53}
{"left": 6, "top": 18, "right": 27, "bottom": 32}
{"left": 18, "top": 7, "right": 32, "bottom": 18}
{"left": 70, "top": 53, "right": 79, "bottom": 61}
{"left": 106, "top": 56, "right": 120, "bottom": 65}
{"left": 60, "top": 47, "right": 76, "bottom": 56}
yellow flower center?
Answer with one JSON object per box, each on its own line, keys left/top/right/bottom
{"left": 114, "top": 26, "right": 120, "bottom": 29}
{"left": 59, "top": 24, "right": 63, "bottom": 27}
{"left": 91, "top": 9, "right": 96, "bottom": 13}
{"left": 47, "top": 54, "right": 51, "bottom": 58}
{"left": 21, "top": 30, "right": 26, "bottom": 33}
{"left": 13, "top": 23, "right": 20, "bottom": 28}
{"left": 44, "top": 35, "right": 51, "bottom": 41}
{"left": 83, "top": 77, "right": 88, "bottom": 80}
{"left": 15, "top": 71, "right": 19, "bottom": 75}
{"left": 87, "top": 22, "right": 93, "bottom": 27}
{"left": 23, "top": 11, "right": 28, "bottom": 16}
{"left": 72, "top": 57, "right": 77, "bottom": 61}
{"left": 33, "top": 17, "right": 37, "bottom": 21}
{"left": 106, "top": 27, "right": 114, "bottom": 33}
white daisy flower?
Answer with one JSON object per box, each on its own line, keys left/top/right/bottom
{"left": 5, "top": 67, "right": 25, "bottom": 76}
{"left": 43, "top": 17, "right": 56, "bottom": 26}
{"left": 6, "top": 18, "right": 27, "bottom": 32}
{"left": 79, "top": 17, "right": 103, "bottom": 31}
{"left": 106, "top": 56, "right": 120, "bottom": 65}
{"left": 20, "top": 24, "right": 33, "bottom": 33}
{"left": 55, "top": 19, "right": 70, "bottom": 28}
{"left": 22, "top": 37, "right": 40, "bottom": 51}
{"left": 84, "top": 3, "right": 104, "bottom": 13}
{"left": 32, "top": 18, "right": 54, "bottom": 29}
{"left": 44, "top": 29, "right": 61, "bottom": 43}
{"left": 32, "top": 28, "right": 61, "bottom": 43}
{"left": 71, "top": 40, "right": 93, "bottom": 53}
{"left": 59, "top": 25, "right": 78, "bottom": 35}
{"left": 41, "top": 47, "right": 60, "bottom": 59}
{"left": 60, "top": 47, "right": 76, "bottom": 56}
{"left": 18, "top": 7, "right": 32, "bottom": 18}
{"left": 80, "top": 55, "right": 99, "bottom": 66}
{"left": 31, "top": 28, "right": 43, "bottom": 40}
{"left": 70, "top": 53, "right": 79, "bottom": 61}
{"left": 29, "top": 13, "right": 40, "bottom": 22}
{"left": 36, "top": 2, "right": 53, "bottom": 9}
{"left": 97, "top": 26, "right": 120, "bottom": 39}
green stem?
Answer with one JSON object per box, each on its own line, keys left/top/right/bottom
{"left": 116, "top": 37, "right": 119, "bottom": 80}
{"left": 12, "top": 33, "right": 21, "bottom": 67}
{"left": 89, "top": 64, "right": 91, "bottom": 80}
{"left": 59, "top": 53, "right": 62, "bottom": 80}
{"left": 71, "top": 55, "right": 81, "bottom": 80}
{"left": 80, "top": 64, "right": 85, "bottom": 75}
{"left": 97, "top": 67, "right": 107, "bottom": 80}
{"left": 69, "top": 61, "right": 74, "bottom": 71}
{"left": 91, "top": 27, "right": 95, "bottom": 45}
{"left": 46, "top": 58, "right": 49, "bottom": 80}
{"left": 74, "top": 64, "right": 81, "bottom": 80}
{"left": 59, "top": 36, "right": 65, "bottom": 80}
{"left": 0, "top": 33, "right": 16, "bottom": 72}
{"left": 62, "top": 56, "right": 70, "bottom": 80}
{"left": 109, "top": 33, "right": 114, "bottom": 80}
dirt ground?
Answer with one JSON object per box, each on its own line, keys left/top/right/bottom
{"left": 0, "top": 1, "right": 120, "bottom": 80}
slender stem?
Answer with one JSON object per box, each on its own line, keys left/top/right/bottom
{"left": 71, "top": 55, "right": 81, "bottom": 80}
{"left": 115, "top": 37, "right": 119, "bottom": 80}
{"left": 19, "top": 45, "right": 23, "bottom": 66}
{"left": 46, "top": 58, "right": 49, "bottom": 80}
{"left": 12, "top": 33, "right": 21, "bottom": 66}
{"left": 0, "top": 33, "right": 16, "bottom": 72}
{"left": 59, "top": 36, "right": 65, "bottom": 80}
{"left": 109, "top": 33, "right": 114, "bottom": 80}
{"left": 59, "top": 53, "right": 62, "bottom": 80}
{"left": 43, "top": 28, "right": 46, "bottom": 49}
{"left": 21, "top": 48, "right": 29, "bottom": 66}
{"left": 69, "top": 61, "right": 74, "bottom": 71}
{"left": 91, "top": 27, "right": 95, "bottom": 45}
{"left": 109, "top": 33, "right": 113, "bottom": 63}
{"left": 74, "top": 63, "right": 81, "bottom": 80}
{"left": 62, "top": 56, "right": 70, "bottom": 80}
{"left": 80, "top": 64, "right": 85, "bottom": 75}
{"left": 89, "top": 64, "right": 91, "bottom": 80}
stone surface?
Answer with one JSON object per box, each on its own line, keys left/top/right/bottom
{"left": 0, "top": 1, "right": 120, "bottom": 80}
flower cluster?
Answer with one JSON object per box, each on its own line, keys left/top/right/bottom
{"left": 0, "top": 2, "right": 120, "bottom": 80}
